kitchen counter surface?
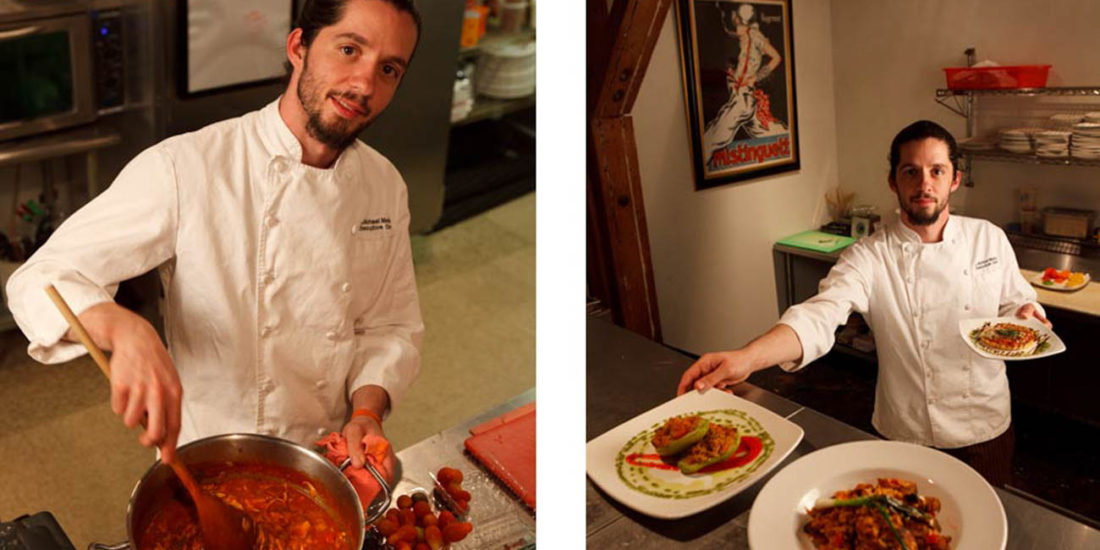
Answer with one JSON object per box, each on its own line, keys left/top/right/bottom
{"left": 586, "top": 317, "right": 1100, "bottom": 548}
{"left": 1020, "top": 268, "right": 1100, "bottom": 317}
{"left": 392, "top": 389, "right": 535, "bottom": 548}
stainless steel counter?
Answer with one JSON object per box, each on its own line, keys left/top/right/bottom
{"left": 585, "top": 317, "right": 1099, "bottom": 548}
{"left": 393, "top": 389, "right": 535, "bottom": 549}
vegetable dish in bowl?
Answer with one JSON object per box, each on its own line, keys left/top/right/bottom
{"left": 803, "top": 478, "right": 950, "bottom": 550}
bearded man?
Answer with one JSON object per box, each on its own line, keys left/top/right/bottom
{"left": 678, "top": 120, "right": 1048, "bottom": 486}
{"left": 6, "top": 0, "right": 423, "bottom": 481}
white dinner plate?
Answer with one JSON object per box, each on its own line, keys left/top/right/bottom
{"left": 748, "top": 440, "right": 1007, "bottom": 550}
{"left": 586, "top": 390, "right": 803, "bottom": 519}
{"left": 1029, "top": 271, "right": 1090, "bottom": 292}
{"left": 958, "top": 316, "right": 1065, "bottom": 360}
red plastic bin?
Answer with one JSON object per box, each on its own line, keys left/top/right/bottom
{"left": 943, "top": 65, "right": 1050, "bottom": 90}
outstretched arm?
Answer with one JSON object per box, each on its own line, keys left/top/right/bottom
{"left": 677, "top": 324, "right": 803, "bottom": 394}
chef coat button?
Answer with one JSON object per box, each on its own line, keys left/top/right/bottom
{"left": 964, "top": 304, "right": 971, "bottom": 311}
{"left": 263, "top": 271, "right": 275, "bottom": 284}
{"left": 907, "top": 276, "right": 914, "bottom": 284}
{"left": 326, "top": 330, "right": 339, "bottom": 341}
{"left": 963, "top": 392, "right": 970, "bottom": 399}
{"left": 273, "top": 158, "right": 287, "bottom": 171}
{"left": 341, "top": 282, "right": 351, "bottom": 293}
{"left": 315, "top": 380, "right": 327, "bottom": 390}
{"left": 963, "top": 268, "right": 968, "bottom": 275}
{"left": 927, "top": 398, "right": 934, "bottom": 405}
{"left": 261, "top": 326, "right": 273, "bottom": 337}
{"left": 266, "top": 215, "right": 279, "bottom": 228}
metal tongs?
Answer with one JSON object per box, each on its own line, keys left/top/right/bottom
{"left": 337, "top": 457, "right": 392, "bottom": 524}
{"left": 428, "top": 470, "right": 469, "bottom": 522}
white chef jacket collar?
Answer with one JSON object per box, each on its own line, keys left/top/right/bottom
{"left": 892, "top": 212, "right": 960, "bottom": 246}
{"left": 260, "top": 97, "right": 352, "bottom": 173}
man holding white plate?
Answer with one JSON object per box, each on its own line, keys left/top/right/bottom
{"left": 678, "top": 120, "right": 1050, "bottom": 486}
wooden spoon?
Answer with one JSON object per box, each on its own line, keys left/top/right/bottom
{"left": 166, "top": 460, "right": 257, "bottom": 550}
{"left": 44, "top": 285, "right": 257, "bottom": 550}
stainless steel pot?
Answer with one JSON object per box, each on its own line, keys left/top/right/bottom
{"left": 89, "top": 433, "right": 391, "bottom": 550}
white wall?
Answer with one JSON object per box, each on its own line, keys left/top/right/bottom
{"left": 632, "top": 0, "right": 1100, "bottom": 354}
{"left": 831, "top": 0, "right": 1100, "bottom": 226}
{"left": 633, "top": 0, "right": 840, "bottom": 353}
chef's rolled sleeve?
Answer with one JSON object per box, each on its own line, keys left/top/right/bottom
{"left": 776, "top": 246, "right": 872, "bottom": 372}
{"left": 4, "top": 146, "right": 179, "bottom": 363}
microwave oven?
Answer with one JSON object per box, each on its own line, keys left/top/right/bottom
{"left": 0, "top": 1, "right": 127, "bottom": 142}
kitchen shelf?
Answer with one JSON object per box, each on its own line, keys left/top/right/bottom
{"left": 964, "top": 149, "right": 1100, "bottom": 167}
{"left": 453, "top": 95, "right": 535, "bottom": 127}
{"left": 935, "top": 87, "right": 1100, "bottom": 120}
{"left": 459, "top": 29, "right": 536, "bottom": 58}
{"left": 0, "top": 124, "right": 120, "bottom": 168}
{"left": 937, "top": 86, "right": 1100, "bottom": 98}
{"left": 933, "top": 80, "right": 1100, "bottom": 186}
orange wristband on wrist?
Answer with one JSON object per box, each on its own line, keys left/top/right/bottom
{"left": 351, "top": 408, "right": 382, "bottom": 423}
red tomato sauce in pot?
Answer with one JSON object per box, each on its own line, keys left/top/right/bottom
{"left": 138, "top": 463, "right": 354, "bottom": 550}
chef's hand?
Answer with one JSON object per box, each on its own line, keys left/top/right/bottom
{"left": 677, "top": 351, "right": 754, "bottom": 395}
{"left": 1015, "top": 303, "right": 1052, "bottom": 329}
{"left": 76, "top": 302, "right": 183, "bottom": 463}
{"left": 342, "top": 414, "right": 397, "bottom": 481}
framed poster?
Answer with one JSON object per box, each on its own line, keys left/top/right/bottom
{"left": 179, "top": 0, "right": 298, "bottom": 97}
{"left": 675, "top": 0, "right": 799, "bottom": 190}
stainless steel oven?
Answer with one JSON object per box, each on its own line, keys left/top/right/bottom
{"left": 0, "top": 1, "right": 98, "bottom": 142}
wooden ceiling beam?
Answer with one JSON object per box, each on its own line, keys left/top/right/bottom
{"left": 587, "top": 0, "right": 672, "bottom": 341}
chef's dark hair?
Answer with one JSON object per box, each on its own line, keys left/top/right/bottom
{"left": 888, "top": 120, "right": 960, "bottom": 179}
{"left": 284, "top": 0, "right": 421, "bottom": 75}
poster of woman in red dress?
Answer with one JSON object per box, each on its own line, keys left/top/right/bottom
{"left": 676, "top": 0, "right": 799, "bottom": 189}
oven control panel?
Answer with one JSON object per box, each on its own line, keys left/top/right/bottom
{"left": 91, "top": 10, "right": 125, "bottom": 110}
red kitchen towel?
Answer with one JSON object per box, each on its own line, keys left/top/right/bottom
{"left": 464, "top": 404, "right": 536, "bottom": 509}
{"left": 315, "top": 432, "right": 392, "bottom": 511}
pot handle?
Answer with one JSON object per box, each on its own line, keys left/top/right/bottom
{"left": 87, "top": 543, "right": 130, "bottom": 550}
{"left": 338, "top": 457, "right": 392, "bottom": 524}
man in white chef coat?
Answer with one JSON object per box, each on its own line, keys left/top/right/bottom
{"left": 678, "top": 120, "right": 1049, "bottom": 485}
{"left": 5, "top": 0, "right": 422, "bottom": 475}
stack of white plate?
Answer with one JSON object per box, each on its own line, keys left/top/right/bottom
{"left": 1050, "top": 113, "right": 1085, "bottom": 129}
{"left": 1035, "top": 130, "right": 1071, "bottom": 157}
{"left": 475, "top": 39, "right": 535, "bottom": 99}
{"left": 1071, "top": 122, "right": 1100, "bottom": 159}
{"left": 958, "top": 137, "right": 996, "bottom": 151}
{"left": 1084, "top": 112, "right": 1100, "bottom": 124}
{"left": 998, "top": 128, "right": 1033, "bottom": 154}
